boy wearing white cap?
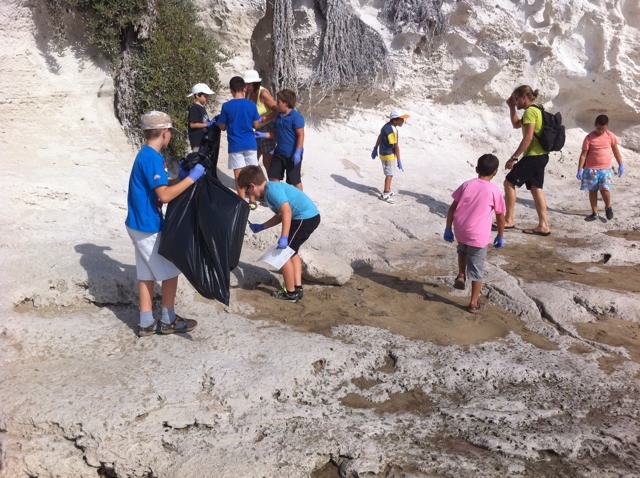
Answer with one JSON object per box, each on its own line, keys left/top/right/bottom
{"left": 125, "top": 111, "right": 205, "bottom": 337}
{"left": 371, "top": 107, "right": 409, "bottom": 203}
{"left": 187, "top": 83, "right": 214, "bottom": 151}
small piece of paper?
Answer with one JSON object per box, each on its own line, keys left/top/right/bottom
{"left": 258, "top": 245, "right": 295, "bottom": 269}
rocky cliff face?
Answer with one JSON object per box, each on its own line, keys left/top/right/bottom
{"left": 202, "top": 0, "right": 640, "bottom": 146}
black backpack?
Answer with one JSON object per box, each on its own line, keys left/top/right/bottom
{"left": 531, "top": 104, "right": 565, "bottom": 152}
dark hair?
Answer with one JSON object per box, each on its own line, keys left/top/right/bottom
{"left": 229, "top": 76, "right": 246, "bottom": 93}
{"left": 277, "top": 89, "right": 297, "bottom": 109}
{"left": 476, "top": 153, "right": 499, "bottom": 176}
{"left": 512, "top": 85, "right": 539, "bottom": 102}
{"left": 595, "top": 114, "right": 609, "bottom": 126}
{"left": 237, "top": 165, "right": 266, "bottom": 189}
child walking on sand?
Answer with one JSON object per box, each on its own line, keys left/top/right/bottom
{"left": 444, "top": 154, "right": 506, "bottom": 313}
{"left": 577, "top": 114, "right": 625, "bottom": 221}
{"left": 125, "top": 111, "right": 204, "bottom": 337}
{"left": 371, "top": 107, "right": 409, "bottom": 203}
{"left": 238, "top": 165, "right": 320, "bottom": 302}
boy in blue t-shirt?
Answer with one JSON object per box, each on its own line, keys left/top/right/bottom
{"left": 237, "top": 166, "right": 320, "bottom": 302}
{"left": 370, "top": 108, "right": 409, "bottom": 203}
{"left": 217, "top": 76, "right": 262, "bottom": 208}
{"left": 255, "top": 89, "right": 305, "bottom": 190}
{"left": 125, "top": 111, "right": 205, "bottom": 337}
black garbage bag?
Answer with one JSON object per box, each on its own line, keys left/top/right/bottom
{"left": 159, "top": 174, "right": 249, "bottom": 305}
{"left": 182, "top": 124, "right": 221, "bottom": 179}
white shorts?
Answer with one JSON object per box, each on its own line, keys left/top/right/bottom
{"left": 127, "top": 227, "right": 180, "bottom": 281}
{"left": 228, "top": 150, "right": 258, "bottom": 170}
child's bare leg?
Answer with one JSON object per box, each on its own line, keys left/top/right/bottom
{"left": 600, "top": 189, "right": 611, "bottom": 209}
{"left": 280, "top": 259, "right": 296, "bottom": 292}
{"left": 161, "top": 276, "right": 178, "bottom": 309}
{"left": 457, "top": 252, "right": 466, "bottom": 277}
{"left": 384, "top": 175, "right": 393, "bottom": 193}
{"left": 234, "top": 168, "right": 246, "bottom": 200}
{"left": 291, "top": 254, "right": 303, "bottom": 287}
{"left": 469, "top": 280, "right": 483, "bottom": 307}
{"left": 295, "top": 182, "right": 303, "bottom": 191}
{"left": 263, "top": 152, "right": 272, "bottom": 175}
{"left": 588, "top": 190, "right": 598, "bottom": 214}
{"left": 139, "top": 280, "right": 155, "bottom": 312}
{"left": 503, "top": 180, "right": 517, "bottom": 227}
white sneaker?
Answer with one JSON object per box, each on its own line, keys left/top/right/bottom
{"left": 380, "top": 192, "right": 394, "bottom": 203}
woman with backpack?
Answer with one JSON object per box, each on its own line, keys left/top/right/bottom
{"left": 502, "top": 85, "right": 551, "bottom": 236}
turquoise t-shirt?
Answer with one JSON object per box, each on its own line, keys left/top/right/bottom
{"left": 125, "top": 145, "right": 169, "bottom": 233}
{"left": 264, "top": 182, "right": 319, "bottom": 219}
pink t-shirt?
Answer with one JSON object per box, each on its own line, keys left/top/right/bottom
{"left": 583, "top": 130, "right": 618, "bottom": 169}
{"left": 452, "top": 178, "right": 506, "bottom": 248}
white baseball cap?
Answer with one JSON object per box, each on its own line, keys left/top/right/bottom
{"left": 243, "top": 69, "right": 262, "bottom": 84}
{"left": 187, "top": 83, "right": 214, "bottom": 97}
{"left": 389, "top": 107, "right": 410, "bottom": 120}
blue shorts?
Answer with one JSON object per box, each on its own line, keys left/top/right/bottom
{"left": 580, "top": 168, "right": 612, "bottom": 191}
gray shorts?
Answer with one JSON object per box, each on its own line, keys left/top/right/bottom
{"left": 127, "top": 227, "right": 181, "bottom": 281}
{"left": 457, "top": 243, "right": 487, "bottom": 281}
{"left": 381, "top": 159, "right": 396, "bottom": 176}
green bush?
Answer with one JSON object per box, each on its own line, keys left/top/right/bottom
{"left": 41, "top": 0, "right": 227, "bottom": 158}
{"left": 131, "top": 0, "right": 226, "bottom": 156}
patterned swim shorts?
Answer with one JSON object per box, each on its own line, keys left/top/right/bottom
{"left": 580, "top": 168, "right": 612, "bottom": 191}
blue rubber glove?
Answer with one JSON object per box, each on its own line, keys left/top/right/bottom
{"left": 277, "top": 235, "right": 289, "bottom": 249}
{"left": 618, "top": 163, "right": 624, "bottom": 177}
{"left": 493, "top": 236, "right": 505, "bottom": 248}
{"left": 293, "top": 148, "right": 303, "bottom": 166}
{"left": 255, "top": 131, "right": 268, "bottom": 139}
{"left": 178, "top": 160, "right": 188, "bottom": 180}
{"left": 576, "top": 169, "right": 583, "bottom": 180}
{"left": 188, "top": 164, "right": 205, "bottom": 182}
{"left": 371, "top": 147, "right": 378, "bottom": 159}
{"left": 249, "top": 223, "right": 265, "bottom": 233}
{"left": 397, "top": 159, "right": 404, "bottom": 172}
{"left": 443, "top": 227, "right": 454, "bottom": 243}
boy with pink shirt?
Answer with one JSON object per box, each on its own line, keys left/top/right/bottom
{"left": 444, "top": 154, "right": 506, "bottom": 312}
{"left": 577, "top": 115, "right": 624, "bottom": 221}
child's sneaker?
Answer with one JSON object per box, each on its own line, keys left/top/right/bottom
{"left": 159, "top": 315, "right": 198, "bottom": 335}
{"left": 585, "top": 212, "right": 599, "bottom": 222}
{"left": 380, "top": 191, "right": 394, "bottom": 203}
{"left": 295, "top": 286, "right": 304, "bottom": 300}
{"left": 138, "top": 321, "right": 158, "bottom": 337}
{"left": 272, "top": 288, "right": 298, "bottom": 302}
{"left": 454, "top": 273, "right": 466, "bottom": 290}
{"left": 605, "top": 207, "right": 614, "bottom": 220}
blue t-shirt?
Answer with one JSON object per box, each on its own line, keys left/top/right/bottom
{"left": 274, "top": 109, "right": 305, "bottom": 158}
{"left": 378, "top": 122, "right": 398, "bottom": 159}
{"left": 125, "top": 145, "right": 169, "bottom": 233}
{"left": 264, "top": 182, "right": 319, "bottom": 220}
{"left": 218, "top": 98, "right": 260, "bottom": 153}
